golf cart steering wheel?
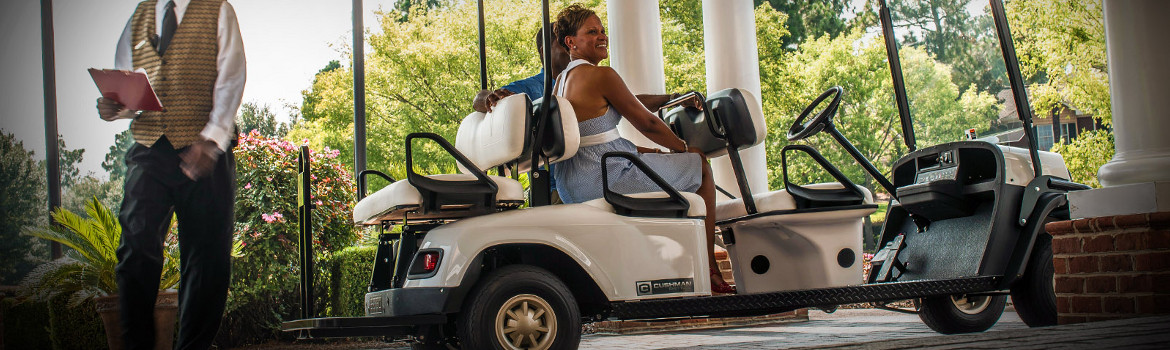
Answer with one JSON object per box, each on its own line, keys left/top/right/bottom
{"left": 786, "top": 86, "right": 843, "bottom": 141}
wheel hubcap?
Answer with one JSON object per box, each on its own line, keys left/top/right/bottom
{"left": 951, "top": 294, "right": 991, "bottom": 315}
{"left": 494, "top": 294, "right": 556, "bottom": 350}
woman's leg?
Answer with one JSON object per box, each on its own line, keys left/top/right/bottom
{"left": 697, "top": 154, "right": 732, "bottom": 292}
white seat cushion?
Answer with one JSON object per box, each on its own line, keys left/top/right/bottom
{"left": 353, "top": 174, "right": 525, "bottom": 224}
{"left": 715, "top": 183, "right": 874, "bottom": 221}
{"left": 582, "top": 191, "right": 707, "bottom": 218}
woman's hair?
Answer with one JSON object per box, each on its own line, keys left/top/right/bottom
{"left": 553, "top": 4, "right": 597, "bottom": 52}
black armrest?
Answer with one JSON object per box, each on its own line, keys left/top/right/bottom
{"left": 406, "top": 132, "right": 499, "bottom": 213}
{"left": 358, "top": 170, "right": 396, "bottom": 200}
{"left": 781, "top": 145, "right": 866, "bottom": 209}
{"left": 601, "top": 152, "right": 692, "bottom": 218}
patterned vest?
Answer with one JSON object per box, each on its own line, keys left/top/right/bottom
{"left": 129, "top": 0, "right": 223, "bottom": 148}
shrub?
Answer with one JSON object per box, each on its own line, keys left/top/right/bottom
{"left": 218, "top": 131, "right": 358, "bottom": 346}
{"left": 327, "top": 245, "right": 379, "bottom": 317}
{"left": 1, "top": 296, "right": 53, "bottom": 349}
{"left": 46, "top": 294, "right": 106, "bottom": 350}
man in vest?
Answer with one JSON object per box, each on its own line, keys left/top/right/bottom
{"left": 96, "top": 0, "right": 244, "bottom": 348}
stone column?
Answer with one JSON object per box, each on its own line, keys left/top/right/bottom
{"left": 702, "top": 0, "right": 769, "bottom": 196}
{"left": 606, "top": 0, "right": 668, "bottom": 149}
{"left": 1069, "top": 0, "right": 1170, "bottom": 218}
{"left": 1096, "top": 0, "right": 1170, "bottom": 187}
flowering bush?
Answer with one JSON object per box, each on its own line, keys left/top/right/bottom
{"left": 218, "top": 131, "right": 358, "bottom": 346}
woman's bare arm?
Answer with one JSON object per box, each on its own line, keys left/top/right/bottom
{"left": 594, "top": 67, "right": 688, "bottom": 152}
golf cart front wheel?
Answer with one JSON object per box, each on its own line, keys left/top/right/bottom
{"left": 457, "top": 265, "right": 580, "bottom": 350}
{"left": 917, "top": 294, "right": 1006, "bottom": 334}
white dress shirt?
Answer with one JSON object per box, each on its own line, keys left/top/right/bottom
{"left": 115, "top": 0, "right": 246, "bottom": 152}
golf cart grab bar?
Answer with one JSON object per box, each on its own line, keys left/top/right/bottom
{"left": 781, "top": 145, "right": 867, "bottom": 208}
{"left": 601, "top": 152, "right": 692, "bottom": 218}
{"left": 658, "top": 91, "right": 724, "bottom": 140}
{"left": 358, "top": 170, "right": 396, "bottom": 200}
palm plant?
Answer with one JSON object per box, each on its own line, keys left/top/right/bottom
{"left": 18, "top": 197, "right": 180, "bottom": 305}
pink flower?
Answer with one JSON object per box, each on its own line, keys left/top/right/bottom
{"left": 262, "top": 213, "right": 275, "bottom": 223}
{"left": 244, "top": 183, "right": 252, "bottom": 189}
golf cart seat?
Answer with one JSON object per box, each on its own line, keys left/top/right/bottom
{"left": 353, "top": 93, "right": 578, "bottom": 225}
{"left": 714, "top": 183, "right": 873, "bottom": 221}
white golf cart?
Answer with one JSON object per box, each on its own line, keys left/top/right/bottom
{"left": 282, "top": 0, "right": 1090, "bottom": 348}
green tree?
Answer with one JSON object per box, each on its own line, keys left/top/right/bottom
{"left": 102, "top": 129, "right": 135, "bottom": 182}
{"left": 1008, "top": 0, "right": 1111, "bottom": 187}
{"left": 0, "top": 131, "right": 49, "bottom": 284}
{"left": 237, "top": 101, "right": 289, "bottom": 139}
{"left": 755, "top": 0, "right": 851, "bottom": 50}
{"left": 55, "top": 136, "right": 85, "bottom": 188}
{"left": 882, "top": 0, "right": 1008, "bottom": 94}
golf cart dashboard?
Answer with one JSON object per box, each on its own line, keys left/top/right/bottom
{"left": 892, "top": 142, "right": 1005, "bottom": 221}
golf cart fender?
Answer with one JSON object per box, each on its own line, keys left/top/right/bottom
{"left": 999, "top": 191, "right": 1068, "bottom": 289}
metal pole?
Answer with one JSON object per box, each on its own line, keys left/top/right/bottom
{"left": 990, "top": 0, "right": 1042, "bottom": 177}
{"left": 41, "top": 0, "right": 62, "bottom": 259}
{"left": 477, "top": 0, "right": 488, "bottom": 90}
{"left": 878, "top": 0, "right": 916, "bottom": 153}
{"left": 353, "top": 0, "right": 367, "bottom": 179}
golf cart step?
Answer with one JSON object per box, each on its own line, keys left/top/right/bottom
{"left": 281, "top": 314, "right": 445, "bottom": 339}
{"left": 611, "top": 276, "right": 999, "bottom": 319}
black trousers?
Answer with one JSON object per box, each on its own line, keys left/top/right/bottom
{"left": 116, "top": 136, "right": 235, "bottom": 350}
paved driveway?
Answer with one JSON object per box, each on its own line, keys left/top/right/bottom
{"left": 580, "top": 309, "right": 1026, "bottom": 349}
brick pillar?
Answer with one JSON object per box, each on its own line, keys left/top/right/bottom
{"left": 1046, "top": 211, "right": 1170, "bottom": 324}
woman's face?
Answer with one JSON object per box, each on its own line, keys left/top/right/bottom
{"left": 567, "top": 15, "right": 608, "bottom": 63}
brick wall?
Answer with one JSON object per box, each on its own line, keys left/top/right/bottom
{"left": 1046, "top": 211, "right": 1170, "bottom": 324}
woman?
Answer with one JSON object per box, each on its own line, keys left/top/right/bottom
{"left": 552, "top": 4, "right": 734, "bottom": 294}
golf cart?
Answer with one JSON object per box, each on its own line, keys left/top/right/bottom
{"left": 281, "top": 0, "right": 1090, "bottom": 348}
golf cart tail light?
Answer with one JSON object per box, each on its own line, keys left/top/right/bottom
{"left": 423, "top": 252, "right": 439, "bottom": 272}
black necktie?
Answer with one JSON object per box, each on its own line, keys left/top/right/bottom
{"left": 158, "top": 0, "right": 177, "bottom": 55}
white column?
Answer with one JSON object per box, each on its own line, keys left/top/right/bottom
{"left": 607, "top": 0, "right": 667, "bottom": 148}
{"left": 702, "top": 0, "right": 769, "bottom": 196}
{"left": 1067, "top": 0, "right": 1170, "bottom": 218}
{"left": 1096, "top": 0, "right": 1170, "bottom": 186}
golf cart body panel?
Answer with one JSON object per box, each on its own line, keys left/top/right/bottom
{"left": 402, "top": 201, "right": 713, "bottom": 301}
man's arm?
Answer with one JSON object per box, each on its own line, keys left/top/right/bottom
{"left": 202, "top": 1, "right": 246, "bottom": 153}
{"left": 99, "top": 17, "right": 137, "bottom": 121}
{"left": 472, "top": 88, "right": 515, "bottom": 113}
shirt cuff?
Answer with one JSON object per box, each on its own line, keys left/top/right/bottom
{"left": 201, "top": 124, "right": 234, "bottom": 153}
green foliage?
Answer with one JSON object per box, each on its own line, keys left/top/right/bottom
{"left": 101, "top": 130, "right": 135, "bottom": 182}
{"left": 1007, "top": 0, "right": 1109, "bottom": 126}
{"left": 46, "top": 293, "right": 106, "bottom": 350}
{"left": 238, "top": 102, "right": 291, "bottom": 139}
{"left": 62, "top": 176, "right": 123, "bottom": 217}
{"left": 55, "top": 136, "right": 86, "bottom": 189}
{"left": 0, "top": 130, "right": 48, "bottom": 284}
{"left": 755, "top": 0, "right": 852, "bottom": 50}
{"left": 19, "top": 198, "right": 180, "bottom": 306}
{"left": 220, "top": 131, "right": 357, "bottom": 346}
{"left": 326, "top": 245, "right": 378, "bottom": 317}
{"left": 1, "top": 296, "right": 53, "bottom": 349}
{"left": 760, "top": 29, "right": 998, "bottom": 192}
{"left": 1051, "top": 129, "right": 1112, "bottom": 188}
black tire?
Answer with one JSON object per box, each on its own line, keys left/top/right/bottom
{"left": 1011, "top": 232, "right": 1058, "bottom": 327}
{"left": 457, "top": 265, "right": 580, "bottom": 350}
{"left": 918, "top": 294, "right": 1007, "bottom": 334}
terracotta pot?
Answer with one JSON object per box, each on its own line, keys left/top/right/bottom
{"left": 95, "top": 290, "right": 179, "bottom": 350}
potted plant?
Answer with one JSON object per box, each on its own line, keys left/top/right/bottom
{"left": 19, "top": 198, "right": 181, "bottom": 350}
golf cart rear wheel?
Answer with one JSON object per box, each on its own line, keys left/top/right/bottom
{"left": 1011, "top": 232, "right": 1058, "bottom": 327}
{"left": 457, "top": 265, "right": 580, "bottom": 350}
{"left": 918, "top": 294, "right": 1006, "bottom": 334}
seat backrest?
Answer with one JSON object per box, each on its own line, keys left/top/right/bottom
{"left": 455, "top": 94, "right": 532, "bottom": 173}
{"left": 662, "top": 88, "right": 766, "bottom": 158}
{"left": 517, "top": 95, "right": 579, "bottom": 171}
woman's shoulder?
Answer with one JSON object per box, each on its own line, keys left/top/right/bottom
{"left": 575, "top": 65, "right": 621, "bottom": 87}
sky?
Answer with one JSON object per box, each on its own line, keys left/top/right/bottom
{"left": 0, "top": 0, "right": 397, "bottom": 179}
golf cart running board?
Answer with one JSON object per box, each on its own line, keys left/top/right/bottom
{"left": 281, "top": 314, "right": 445, "bottom": 339}
{"left": 610, "top": 276, "right": 999, "bottom": 320}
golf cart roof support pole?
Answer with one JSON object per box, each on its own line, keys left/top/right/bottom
{"left": 298, "top": 146, "right": 315, "bottom": 319}
{"left": 827, "top": 124, "right": 898, "bottom": 196}
{"left": 477, "top": 0, "right": 488, "bottom": 90}
{"left": 527, "top": 0, "right": 555, "bottom": 207}
{"left": 990, "top": 0, "right": 1043, "bottom": 177}
{"left": 353, "top": 0, "right": 367, "bottom": 193}
{"left": 41, "top": 0, "right": 63, "bottom": 259}
{"left": 878, "top": 0, "right": 916, "bottom": 153}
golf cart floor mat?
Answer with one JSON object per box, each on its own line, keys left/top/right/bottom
{"left": 610, "top": 276, "right": 999, "bottom": 319}
{"left": 281, "top": 314, "right": 446, "bottom": 339}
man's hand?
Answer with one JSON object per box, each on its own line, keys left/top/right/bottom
{"left": 180, "top": 140, "right": 222, "bottom": 180}
{"left": 473, "top": 88, "right": 516, "bottom": 113}
{"left": 96, "top": 97, "right": 140, "bottom": 121}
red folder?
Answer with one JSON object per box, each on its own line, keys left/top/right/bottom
{"left": 88, "top": 68, "right": 164, "bottom": 111}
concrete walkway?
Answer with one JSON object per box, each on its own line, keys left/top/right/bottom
{"left": 580, "top": 309, "right": 1024, "bottom": 349}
